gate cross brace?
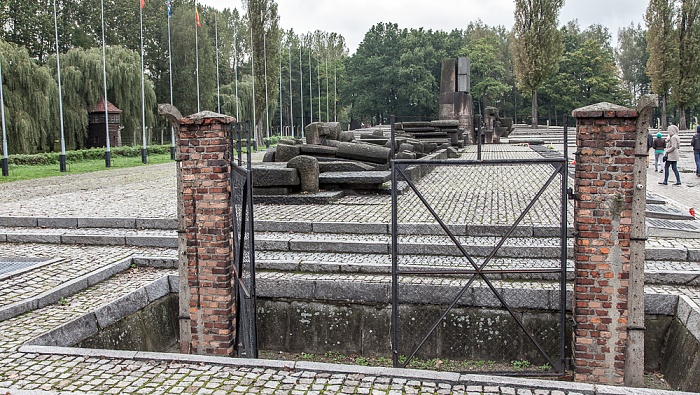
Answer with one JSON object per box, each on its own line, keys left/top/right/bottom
{"left": 394, "top": 163, "right": 566, "bottom": 372}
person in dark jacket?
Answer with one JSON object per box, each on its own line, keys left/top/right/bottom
{"left": 647, "top": 132, "right": 654, "bottom": 166}
{"left": 652, "top": 132, "right": 666, "bottom": 172}
{"left": 692, "top": 126, "right": 700, "bottom": 177}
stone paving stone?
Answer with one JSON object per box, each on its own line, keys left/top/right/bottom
{"left": 0, "top": 243, "right": 172, "bottom": 309}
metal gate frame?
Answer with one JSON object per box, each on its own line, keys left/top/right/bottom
{"left": 230, "top": 121, "right": 258, "bottom": 358}
{"left": 390, "top": 121, "right": 570, "bottom": 375}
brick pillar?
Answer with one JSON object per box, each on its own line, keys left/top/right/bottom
{"left": 572, "top": 103, "right": 640, "bottom": 385}
{"left": 177, "top": 112, "right": 236, "bottom": 356}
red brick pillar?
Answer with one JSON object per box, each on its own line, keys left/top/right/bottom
{"left": 572, "top": 103, "right": 639, "bottom": 385}
{"left": 177, "top": 112, "right": 236, "bottom": 356}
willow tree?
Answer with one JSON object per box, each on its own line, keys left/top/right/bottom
{"left": 672, "top": 0, "right": 700, "bottom": 130}
{"left": 646, "top": 0, "right": 677, "bottom": 130}
{"left": 0, "top": 39, "right": 58, "bottom": 154}
{"left": 510, "top": 0, "right": 564, "bottom": 129}
{"left": 244, "top": 0, "right": 280, "bottom": 142}
{"left": 47, "top": 46, "right": 157, "bottom": 149}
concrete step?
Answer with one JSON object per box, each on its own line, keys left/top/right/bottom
{"left": 133, "top": 252, "right": 700, "bottom": 286}
{"left": 0, "top": 227, "right": 698, "bottom": 262}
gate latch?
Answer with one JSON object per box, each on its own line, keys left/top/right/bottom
{"left": 567, "top": 187, "right": 578, "bottom": 200}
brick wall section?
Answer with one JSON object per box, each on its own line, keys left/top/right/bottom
{"left": 177, "top": 113, "right": 236, "bottom": 356}
{"left": 572, "top": 103, "right": 638, "bottom": 385}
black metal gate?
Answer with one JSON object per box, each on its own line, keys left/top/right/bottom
{"left": 230, "top": 122, "right": 258, "bottom": 358}
{"left": 390, "top": 122, "right": 570, "bottom": 375}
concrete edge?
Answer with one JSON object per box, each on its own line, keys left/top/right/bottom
{"left": 0, "top": 257, "right": 133, "bottom": 322}
{"left": 132, "top": 256, "right": 178, "bottom": 269}
{"left": 11, "top": 345, "right": 694, "bottom": 395}
{"left": 677, "top": 295, "right": 700, "bottom": 341}
{"left": 18, "top": 344, "right": 138, "bottom": 360}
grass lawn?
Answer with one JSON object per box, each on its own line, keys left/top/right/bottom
{"left": 0, "top": 153, "right": 174, "bottom": 183}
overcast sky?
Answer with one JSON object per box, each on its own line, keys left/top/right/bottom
{"left": 197, "top": 0, "right": 648, "bottom": 53}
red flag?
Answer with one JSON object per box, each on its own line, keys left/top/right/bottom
{"left": 140, "top": 0, "right": 145, "bottom": 9}
{"left": 195, "top": 8, "right": 201, "bottom": 27}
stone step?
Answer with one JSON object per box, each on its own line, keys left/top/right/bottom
{"left": 133, "top": 252, "right": 700, "bottom": 286}
{"left": 0, "top": 227, "right": 698, "bottom": 262}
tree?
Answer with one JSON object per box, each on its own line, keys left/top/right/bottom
{"left": 462, "top": 35, "right": 511, "bottom": 115}
{"left": 244, "top": 0, "right": 280, "bottom": 142}
{"left": 646, "top": 0, "right": 677, "bottom": 130}
{"left": 616, "top": 23, "right": 651, "bottom": 102}
{"left": 510, "top": 0, "right": 564, "bottom": 128}
{"left": 672, "top": 0, "right": 700, "bottom": 130}
{"left": 0, "top": 39, "right": 58, "bottom": 154}
{"left": 49, "top": 46, "right": 157, "bottom": 149}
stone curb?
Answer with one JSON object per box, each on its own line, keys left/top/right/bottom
{"left": 0, "top": 216, "right": 177, "bottom": 230}
{"left": 13, "top": 346, "right": 694, "bottom": 395}
{"left": 677, "top": 295, "right": 700, "bottom": 342}
{"left": 26, "top": 275, "right": 174, "bottom": 347}
{"left": 167, "top": 274, "right": 678, "bottom": 315}
{"left": 0, "top": 256, "right": 132, "bottom": 322}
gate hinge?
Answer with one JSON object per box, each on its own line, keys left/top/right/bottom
{"left": 567, "top": 187, "right": 578, "bottom": 200}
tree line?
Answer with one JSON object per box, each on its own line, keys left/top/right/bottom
{"left": 0, "top": 0, "right": 694, "bottom": 155}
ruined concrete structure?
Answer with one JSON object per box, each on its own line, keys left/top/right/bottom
{"left": 439, "top": 58, "right": 474, "bottom": 145}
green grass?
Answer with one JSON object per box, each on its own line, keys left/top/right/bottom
{"left": 0, "top": 153, "right": 174, "bottom": 183}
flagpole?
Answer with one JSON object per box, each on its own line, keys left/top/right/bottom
{"left": 279, "top": 37, "right": 283, "bottom": 137}
{"left": 139, "top": 0, "right": 147, "bottom": 164}
{"left": 53, "top": 0, "right": 67, "bottom": 172}
{"left": 101, "top": 0, "right": 111, "bottom": 167}
{"left": 308, "top": 47, "right": 312, "bottom": 127}
{"left": 299, "top": 45, "right": 304, "bottom": 138}
{"left": 250, "top": 24, "right": 257, "bottom": 144}
{"left": 317, "top": 53, "right": 321, "bottom": 123}
{"left": 234, "top": 24, "right": 239, "bottom": 123}
{"left": 167, "top": 0, "right": 175, "bottom": 160}
{"left": 215, "top": 14, "right": 220, "bottom": 114}
{"left": 263, "top": 33, "right": 270, "bottom": 141}
{"left": 288, "top": 46, "right": 293, "bottom": 137}
{"left": 325, "top": 53, "right": 329, "bottom": 123}
{"left": 0, "top": 56, "right": 8, "bottom": 177}
{"left": 334, "top": 58, "right": 337, "bottom": 122}
{"left": 195, "top": 0, "right": 200, "bottom": 112}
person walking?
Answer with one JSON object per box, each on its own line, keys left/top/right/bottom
{"left": 647, "top": 131, "right": 653, "bottom": 167}
{"left": 660, "top": 125, "right": 682, "bottom": 185}
{"left": 652, "top": 132, "right": 666, "bottom": 172}
{"left": 692, "top": 126, "right": 700, "bottom": 177}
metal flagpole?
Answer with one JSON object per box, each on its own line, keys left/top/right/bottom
{"left": 250, "top": 24, "right": 256, "bottom": 144}
{"left": 288, "top": 46, "right": 293, "bottom": 137}
{"left": 53, "top": 0, "right": 67, "bottom": 172}
{"left": 334, "top": 59, "right": 337, "bottom": 122}
{"left": 195, "top": 0, "right": 200, "bottom": 112}
{"left": 167, "top": 0, "right": 175, "bottom": 160}
{"left": 308, "top": 48, "right": 312, "bottom": 126}
{"left": 101, "top": 0, "right": 111, "bottom": 167}
{"left": 264, "top": 33, "right": 270, "bottom": 140}
{"left": 317, "top": 54, "right": 321, "bottom": 122}
{"left": 278, "top": 37, "right": 282, "bottom": 136}
{"left": 0, "top": 56, "right": 8, "bottom": 176}
{"left": 234, "top": 24, "right": 240, "bottom": 123}
{"left": 139, "top": 0, "right": 147, "bottom": 163}
{"left": 325, "top": 53, "right": 329, "bottom": 123}
{"left": 215, "top": 14, "right": 220, "bottom": 113}
{"left": 299, "top": 45, "right": 304, "bottom": 137}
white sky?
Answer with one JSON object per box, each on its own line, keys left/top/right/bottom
{"left": 198, "top": 0, "right": 648, "bottom": 53}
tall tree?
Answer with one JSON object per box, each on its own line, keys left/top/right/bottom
{"left": 244, "top": 0, "right": 280, "bottom": 143}
{"left": 646, "top": 0, "right": 677, "bottom": 130}
{"left": 510, "top": 0, "right": 564, "bottom": 129}
{"left": 616, "top": 23, "right": 651, "bottom": 102}
{"left": 0, "top": 39, "right": 58, "bottom": 154}
{"left": 672, "top": 0, "right": 700, "bottom": 129}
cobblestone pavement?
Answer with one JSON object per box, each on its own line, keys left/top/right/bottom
{"left": 0, "top": 145, "right": 698, "bottom": 394}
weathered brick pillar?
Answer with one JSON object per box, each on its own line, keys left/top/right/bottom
{"left": 177, "top": 112, "right": 236, "bottom": 356}
{"left": 572, "top": 102, "right": 646, "bottom": 385}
